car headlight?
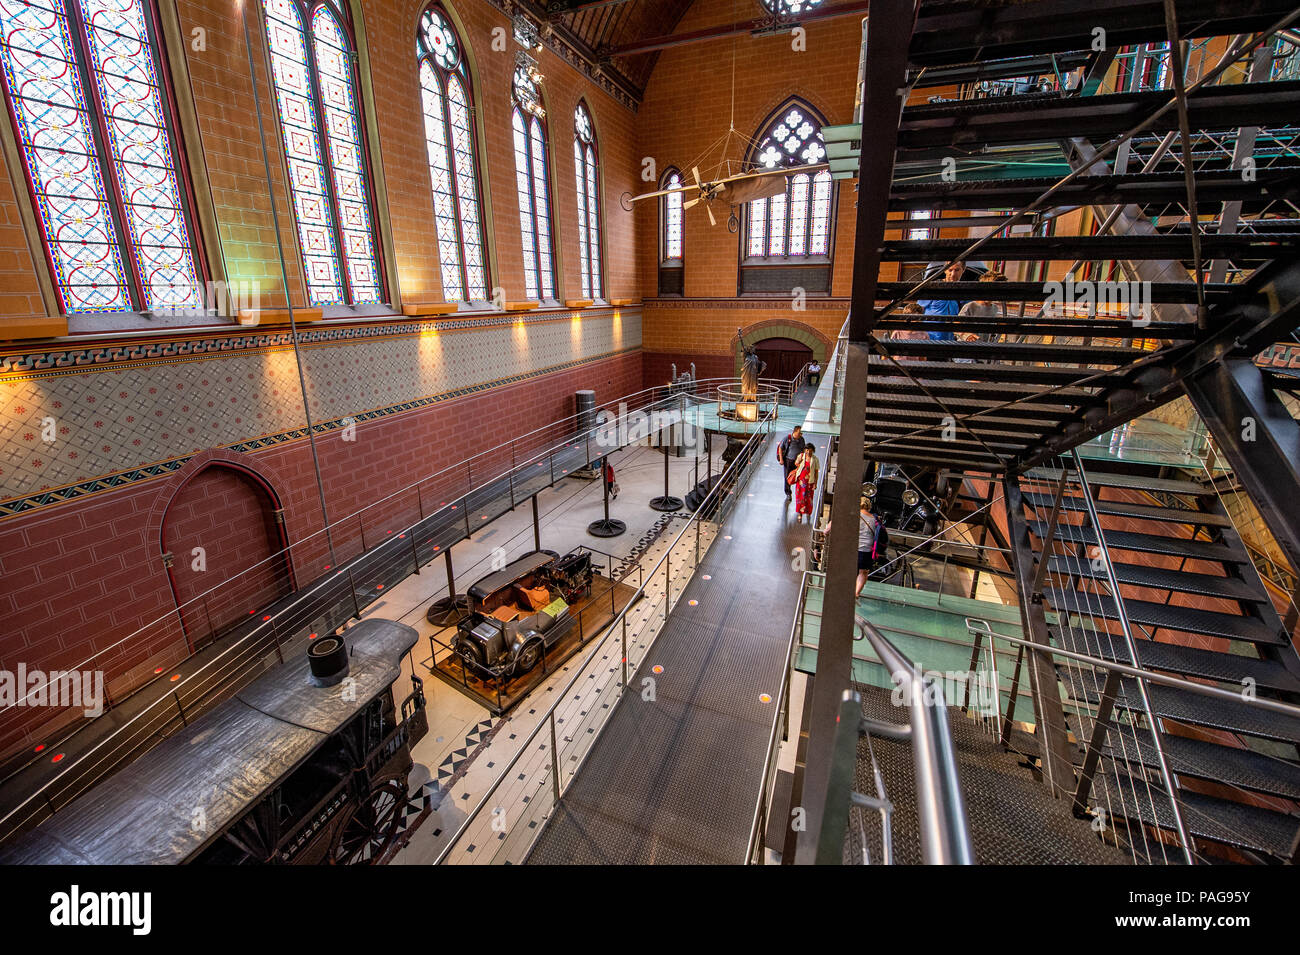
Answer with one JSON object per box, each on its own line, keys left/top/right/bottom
{"left": 863, "top": 482, "right": 877, "bottom": 499}
{"left": 902, "top": 489, "right": 919, "bottom": 507}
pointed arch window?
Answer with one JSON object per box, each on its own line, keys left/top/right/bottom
{"left": 262, "top": 0, "right": 383, "bottom": 307}
{"left": 658, "top": 166, "right": 683, "bottom": 296}
{"left": 511, "top": 60, "right": 554, "bottom": 300}
{"left": 417, "top": 4, "right": 487, "bottom": 303}
{"left": 759, "top": 0, "right": 823, "bottom": 13}
{"left": 743, "top": 101, "right": 834, "bottom": 263}
{"left": 572, "top": 100, "right": 601, "bottom": 299}
{"left": 0, "top": 0, "right": 206, "bottom": 314}
{"left": 660, "top": 167, "right": 682, "bottom": 263}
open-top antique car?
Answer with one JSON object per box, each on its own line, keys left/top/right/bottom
{"left": 450, "top": 549, "right": 594, "bottom": 679}
{"left": 0, "top": 618, "right": 427, "bottom": 865}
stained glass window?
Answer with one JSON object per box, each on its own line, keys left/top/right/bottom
{"left": 743, "top": 101, "right": 834, "bottom": 261}
{"left": 572, "top": 101, "right": 602, "bottom": 299}
{"left": 512, "top": 64, "right": 554, "bottom": 300}
{"left": 661, "top": 168, "right": 682, "bottom": 263}
{"left": 417, "top": 4, "right": 487, "bottom": 303}
{"left": 760, "top": 0, "right": 823, "bottom": 14}
{"left": 263, "top": 0, "right": 382, "bottom": 306}
{"left": 0, "top": 0, "right": 204, "bottom": 314}
{"left": 905, "top": 209, "right": 936, "bottom": 241}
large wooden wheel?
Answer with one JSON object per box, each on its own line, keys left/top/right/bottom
{"left": 329, "top": 779, "right": 407, "bottom": 865}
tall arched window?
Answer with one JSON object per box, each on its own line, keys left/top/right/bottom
{"left": 0, "top": 0, "right": 205, "bottom": 314}
{"left": 760, "top": 0, "right": 823, "bottom": 12}
{"left": 658, "top": 166, "right": 683, "bottom": 296}
{"left": 417, "top": 4, "right": 487, "bottom": 303}
{"left": 572, "top": 100, "right": 601, "bottom": 299}
{"left": 262, "top": 0, "right": 383, "bottom": 306}
{"left": 511, "top": 61, "right": 554, "bottom": 300}
{"left": 744, "top": 101, "right": 834, "bottom": 263}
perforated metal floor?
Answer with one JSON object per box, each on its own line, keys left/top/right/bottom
{"left": 526, "top": 435, "right": 813, "bottom": 864}
{"left": 847, "top": 687, "right": 1129, "bottom": 865}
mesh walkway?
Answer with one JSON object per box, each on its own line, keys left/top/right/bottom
{"left": 526, "top": 427, "right": 819, "bottom": 864}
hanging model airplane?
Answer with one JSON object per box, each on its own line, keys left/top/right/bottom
{"left": 621, "top": 162, "right": 829, "bottom": 227}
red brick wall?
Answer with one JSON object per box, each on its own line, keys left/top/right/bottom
{"left": 162, "top": 465, "right": 290, "bottom": 637}
{"left": 635, "top": 0, "right": 864, "bottom": 373}
{"left": 0, "top": 348, "right": 641, "bottom": 759}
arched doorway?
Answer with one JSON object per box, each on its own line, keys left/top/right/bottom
{"left": 753, "top": 337, "right": 813, "bottom": 382}
{"left": 161, "top": 463, "right": 292, "bottom": 647}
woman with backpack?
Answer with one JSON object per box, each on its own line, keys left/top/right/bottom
{"left": 824, "top": 497, "right": 882, "bottom": 599}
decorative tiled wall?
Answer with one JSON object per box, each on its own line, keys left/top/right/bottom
{"left": 0, "top": 308, "right": 641, "bottom": 517}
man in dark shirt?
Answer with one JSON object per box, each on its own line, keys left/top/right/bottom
{"left": 777, "top": 425, "right": 807, "bottom": 500}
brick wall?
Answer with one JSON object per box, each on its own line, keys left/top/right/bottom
{"left": 0, "top": 347, "right": 640, "bottom": 758}
{"left": 635, "top": 0, "right": 863, "bottom": 373}
{"left": 162, "top": 464, "right": 290, "bottom": 636}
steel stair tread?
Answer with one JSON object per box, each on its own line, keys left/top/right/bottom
{"left": 1045, "top": 587, "right": 1285, "bottom": 646}
{"left": 1058, "top": 666, "right": 1300, "bottom": 745}
{"left": 1029, "top": 520, "right": 1248, "bottom": 563}
{"left": 1057, "top": 627, "right": 1300, "bottom": 692}
{"left": 1023, "top": 491, "right": 1231, "bottom": 527}
{"left": 1026, "top": 467, "right": 1212, "bottom": 496}
{"left": 1045, "top": 556, "right": 1265, "bottom": 602}
{"left": 1090, "top": 772, "right": 1300, "bottom": 861}
{"left": 1098, "top": 733, "right": 1300, "bottom": 802}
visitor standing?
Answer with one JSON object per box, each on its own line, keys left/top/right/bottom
{"left": 777, "top": 425, "right": 807, "bottom": 501}
{"left": 917, "top": 261, "right": 968, "bottom": 341}
{"left": 604, "top": 457, "right": 617, "bottom": 499}
{"left": 793, "top": 445, "right": 819, "bottom": 522}
{"left": 824, "top": 497, "right": 882, "bottom": 599}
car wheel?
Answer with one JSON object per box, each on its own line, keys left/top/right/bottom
{"left": 516, "top": 639, "right": 543, "bottom": 673}
{"left": 455, "top": 637, "right": 485, "bottom": 671}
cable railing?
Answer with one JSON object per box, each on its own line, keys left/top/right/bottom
{"left": 1018, "top": 451, "right": 1300, "bottom": 864}
{"left": 746, "top": 570, "right": 807, "bottom": 863}
{"left": 963, "top": 619, "right": 1300, "bottom": 865}
{"left": 433, "top": 404, "right": 777, "bottom": 864}
{"left": 0, "top": 374, "right": 804, "bottom": 838}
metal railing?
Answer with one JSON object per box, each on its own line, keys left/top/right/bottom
{"left": 745, "top": 570, "right": 805, "bottom": 863}
{"left": 814, "top": 614, "right": 975, "bottom": 865}
{"left": 433, "top": 405, "right": 777, "bottom": 864}
{"left": 0, "top": 374, "right": 803, "bottom": 839}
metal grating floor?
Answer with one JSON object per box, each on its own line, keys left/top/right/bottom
{"left": 527, "top": 436, "right": 813, "bottom": 864}
{"left": 847, "top": 686, "right": 1129, "bottom": 865}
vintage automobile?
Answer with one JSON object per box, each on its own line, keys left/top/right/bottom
{"left": 0, "top": 618, "right": 427, "bottom": 865}
{"left": 450, "top": 549, "right": 594, "bottom": 679}
{"left": 863, "top": 462, "right": 940, "bottom": 535}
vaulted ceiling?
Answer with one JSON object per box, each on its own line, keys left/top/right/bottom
{"left": 508, "top": 0, "right": 867, "bottom": 106}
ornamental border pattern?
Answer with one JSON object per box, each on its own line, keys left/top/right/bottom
{"left": 0, "top": 307, "right": 639, "bottom": 381}
{"left": 0, "top": 344, "right": 641, "bottom": 520}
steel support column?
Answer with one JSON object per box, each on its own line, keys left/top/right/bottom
{"left": 1185, "top": 357, "right": 1300, "bottom": 573}
{"left": 1003, "top": 475, "right": 1076, "bottom": 797}
{"left": 789, "top": 0, "right": 918, "bottom": 866}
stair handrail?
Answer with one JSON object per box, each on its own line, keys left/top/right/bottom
{"left": 1068, "top": 449, "right": 1195, "bottom": 863}
{"left": 839, "top": 614, "right": 975, "bottom": 865}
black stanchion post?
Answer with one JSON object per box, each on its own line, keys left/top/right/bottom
{"left": 588, "top": 454, "right": 626, "bottom": 538}
{"left": 532, "top": 494, "right": 542, "bottom": 551}
{"left": 649, "top": 441, "right": 683, "bottom": 512}
{"left": 426, "top": 548, "right": 466, "bottom": 627}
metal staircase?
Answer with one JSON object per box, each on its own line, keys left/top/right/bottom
{"left": 1017, "top": 454, "right": 1300, "bottom": 862}
{"left": 795, "top": 0, "right": 1300, "bottom": 864}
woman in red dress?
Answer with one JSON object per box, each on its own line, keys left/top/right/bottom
{"left": 792, "top": 446, "right": 818, "bottom": 522}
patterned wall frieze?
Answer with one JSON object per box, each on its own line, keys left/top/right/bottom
{"left": 0, "top": 307, "right": 638, "bottom": 379}
{"left": 0, "top": 310, "right": 642, "bottom": 516}
{"left": 642, "top": 296, "right": 850, "bottom": 311}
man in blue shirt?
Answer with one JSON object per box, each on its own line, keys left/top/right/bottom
{"left": 916, "top": 261, "right": 967, "bottom": 341}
